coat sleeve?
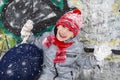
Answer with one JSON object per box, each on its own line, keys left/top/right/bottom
{"left": 25, "top": 32, "right": 50, "bottom": 49}
{"left": 76, "top": 43, "right": 98, "bottom": 69}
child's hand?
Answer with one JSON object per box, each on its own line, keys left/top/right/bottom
{"left": 21, "top": 20, "right": 33, "bottom": 36}
{"left": 21, "top": 19, "right": 34, "bottom": 43}
{"left": 94, "top": 44, "right": 112, "bottom": 61}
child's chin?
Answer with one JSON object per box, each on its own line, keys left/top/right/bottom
{"left": 56, "top": 35, "right": 66, "bottom": 41}
{"left": 57, "top": 37, "right": 65, "bottom": 41}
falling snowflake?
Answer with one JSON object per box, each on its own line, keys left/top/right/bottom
{"left": 6, "top": 69, "right": 14, "bottom": 76}
{"left": 22, "top": 61, "right": 26, "bottom": 66}
{"left": 8, "top": 64, "right": 13, "bottom": 68}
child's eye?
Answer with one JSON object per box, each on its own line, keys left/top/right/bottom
{"left": 68, "top": 29, "right": 72, "bottom": 32}
{"left": 62, "top": 26, "right": 65, "bottom": 28}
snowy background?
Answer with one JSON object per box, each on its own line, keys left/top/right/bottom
{"left": 1, "top": 0, "right": 120, "bottom": 49}
{"left": 0, "top": 0, "right": 120, "bottom": 80}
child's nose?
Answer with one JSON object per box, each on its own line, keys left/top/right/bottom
{"left": 63, "top": 28, "right": 68, "bottom": 32}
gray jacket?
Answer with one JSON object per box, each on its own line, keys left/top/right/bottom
{"left": 26, "top": 29, "right": 98, "bottom": 80}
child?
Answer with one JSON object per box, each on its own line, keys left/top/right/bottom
{"left": 21, "top": 9, "right": 111, "bottom": 80}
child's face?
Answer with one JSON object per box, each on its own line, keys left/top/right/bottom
{"left": 56, "top": 25, "right": 74, "bottom": 41}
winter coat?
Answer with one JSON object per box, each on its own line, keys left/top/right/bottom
{"left": 26, "top": 29, "right": 98, "bottom": 80}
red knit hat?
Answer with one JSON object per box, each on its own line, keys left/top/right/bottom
{"left": 56, "top": 9, "right": 82, "bottom": 37}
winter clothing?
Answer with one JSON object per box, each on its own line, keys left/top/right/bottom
{"left": 43, "top": 35, "right": 73, "bottom": 63}
{"left": 21, "top": 20, "right": 34, "bottom": 43}
{"left": 21, "top": 9, "right": 98, "bottom": 80}
{"left": 56, "top": 9, "right": 82, "bottom": 37}
{"left": 26, "top": 30, "right": 97, "bottom": 80}
{"left": 94, "top": 44, "right": 112, "bottom": 61}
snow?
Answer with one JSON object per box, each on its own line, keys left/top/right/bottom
{"left": 43, "top": 12, "right": 56, "bottom": 20}
{"left": 6, "top": 69, "right": 14, "bottom": 76}
{"left": 22, "top": 61, "right": 26, "bottom": 66}
{"left": 15, "top": 0, "right": 20, "bottom": 3}
{"left": 8, "top": 64, "right": 13, "bottom": 68}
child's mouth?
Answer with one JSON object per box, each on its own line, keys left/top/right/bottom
{"left": 59, "top": 33, "right": 66, "bottom": 38}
